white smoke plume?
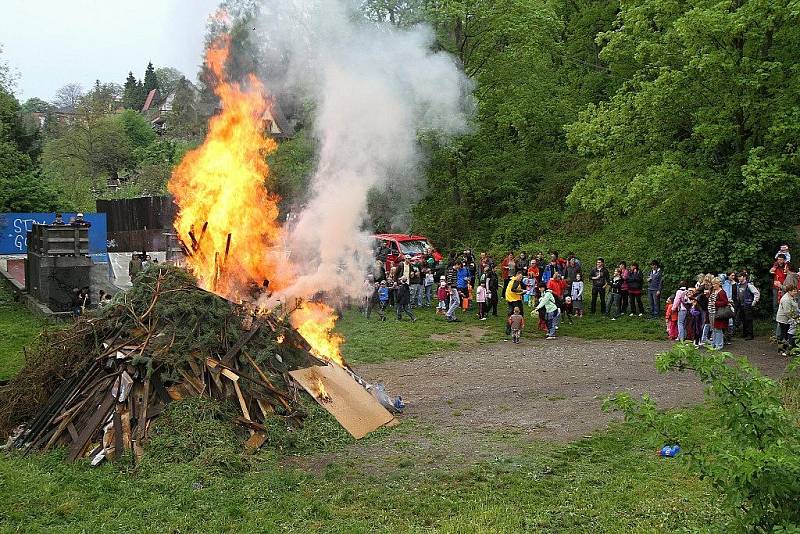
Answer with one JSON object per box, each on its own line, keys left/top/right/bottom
{"left": 255, "top": 0, "right": 472, "bottom": 303}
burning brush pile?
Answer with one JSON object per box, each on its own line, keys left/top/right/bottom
{"left": 0, "top": 266, "right": 398, "bottom": 464}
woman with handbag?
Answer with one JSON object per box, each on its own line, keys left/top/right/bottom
{"left": 708, "top": 277, "right": 733, "bottom": 350}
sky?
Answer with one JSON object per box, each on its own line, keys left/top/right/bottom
{"left": 0, "top": 0, "right": 220, "bottom": 101}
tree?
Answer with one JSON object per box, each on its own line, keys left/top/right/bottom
{"left": 565, "top": 0, "right": 800, "bottom": 279}
{"left": 165, "top": 78, "right": 204, "bottom": 140}
{"left": 52, "top": 83, "right": 84, "bottom": 112}
{"left": 20, "top": 97, "right": 50, "bottom": 114}
{"left": 154, "top": 66, "right": 184, "bottom": 95}
{"left": 122, "top": 71, "right": 140, "bottom": 109}
{"left": 0, "top": 172, "right": 66, "bottom": 212}
{"left": 143, "top": 61, "right": 159, "bottom": 94}
{"left": 118, "top": 109, "right": 156, "bottom": 149}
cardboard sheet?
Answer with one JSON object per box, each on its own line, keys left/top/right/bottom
{"left": 289, "top": 365, "right": 395, "bottom": 439}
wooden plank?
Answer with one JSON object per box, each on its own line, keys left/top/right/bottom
{"left": 67, "top": 390, "right": 115, "bottom": 462}
{"left": 112, "top": 409, "right": 123, "bottom": 459}
{"left": 232, "top": 381, "right": 250, "bottom": 420}
{"left": 289, "top": 365, "right": 395, "bottom": 439}
{"left": 67, "top": 423, "right": 79, "bottom": 443}
{"left": 244, "top": 432, "right": 267, "bottom": 453}
{"left": 221, "top": 323, "right": 261, "bottom": 366}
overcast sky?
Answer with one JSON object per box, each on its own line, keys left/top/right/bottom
{"left": 0, "top": 0, "right": 220, "bottom": 101}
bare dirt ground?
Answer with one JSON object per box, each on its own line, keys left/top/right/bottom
{"left": 356, "top": 336, "right": 786, "bottom": 442}
{"left": 285, "top": 337, "right": 788, "bottom": 474}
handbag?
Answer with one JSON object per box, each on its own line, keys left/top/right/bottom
{"left": 715, "top": 304, "right": 735, "bottom": 320}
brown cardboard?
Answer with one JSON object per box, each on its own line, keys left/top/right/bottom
{"left": 289, "top": 365, "right": 395, "bottom": 439}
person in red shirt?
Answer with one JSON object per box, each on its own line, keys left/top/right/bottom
{"left": 770, "top": 253, "right": 792, "bottom": 337}
{"left": 547, "top": 272, "right": 568, "bottom": 299}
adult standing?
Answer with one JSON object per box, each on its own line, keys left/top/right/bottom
{"left": 486, "top": 264, "right": 499, "bottom": 317}
{"left": 770, "top": 253, "right": 792, "bottom": 336}
{"left": 734, "top": 271, "right": 760, "bottom": 340}
{"left": 505, "top": 272, "right": 524, "bottom": 336}
{"left": 565, "top": 257, "right": 581, "bottom": 285}
{"left": 618, "top": 262, "right": 630, "bottom": 315}
{"left": 673, "top": 281, "right": 689, "bottom": 341}
{"left": 501, "top": 253, "right": 514, "bottom": 295}
{"left": 457, "top": 262, "right": 471, "bottom": 305}
{"left": 409, "top": 267, "right": 422, "bottom": 308}
{"left": 589, "top": 258, "right": 610, "bottom": 314}
{"left": 776, "top": 283, "right": 799, "bottom": 354}
{"left": 395, "top": 278, "right": 416, "bottom": 321}
{"left": 128, "top": 253, "right": 143, "bottom": 281}
{"left": 708, "top": 277, "right": 730, "bottom": 350}
{"left": 626, "top": 262, "right": 644, "bottom": 316}
{"left": 647, "top": 260, "right": 663, "bottom": 318}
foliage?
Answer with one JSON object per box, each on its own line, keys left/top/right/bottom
{"left": 604, "top": 344, "right": 800, "bottom": 531}
{"left": 266, "top": 131, "right": 315, "bottom": 215}
{"left": 564, "top": 0, "right": 800, "bottom": 283}
{"left": 117, "top": 109, "right": 156, "bottom": 149}
{"left": 154, "top": 66, "right": 184, "bottom": 95}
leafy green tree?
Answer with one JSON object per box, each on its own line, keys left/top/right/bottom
{"left": 266, "top": 131, "right": 315, "bottom": 215}
{"left": 565, "top": 0, "right": 800, "bottom": 280}
{"left": 20, "top": 98, "right": 50, "bottom": 114}
{"left": 0, "top": 172, "right": 66, "bottom": 212}
{"left": 605, "top": 344, "right": 800, "bottom": 531}
{"left": 166, "top": 78, "right": 205, "bottom": 141}
{"left": 117, "top": 109, "right": 156, "bottom": 149}
{"left": 154, "top": 66, "right": 184, "bottom": 95}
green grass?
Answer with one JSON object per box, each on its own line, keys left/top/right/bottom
{"left": 0, "top": 286, "right": 45, "bottom": 380}
{"left": 0, "top": 288, "right": 751, "bottom": 532}
{"left": 0, "top": 419, "right": 729, "bottom": 532}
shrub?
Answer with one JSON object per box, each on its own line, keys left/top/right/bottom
{"left": 604, "top": 344, "right": 800, "bottom": 531}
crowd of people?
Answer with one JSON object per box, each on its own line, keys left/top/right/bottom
{"left": 361, "top": 244, "right": 800, "bottom": 355}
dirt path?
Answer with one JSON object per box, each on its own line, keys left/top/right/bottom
{"left": 285, "top": 337, "right": 788, "bottom": 474}
{"left": 355, "top": 336, "right": 787, "bottom": 442}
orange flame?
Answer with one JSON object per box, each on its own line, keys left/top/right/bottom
{"left": 291, "top": 302, "right": 345, "bottom": 367}
{"left": 168, "top": 34, "right": 287, "bottom": 301}
{"left": 313, "top": 377, "right": 332, "bottom": 402}
{"left": 169, "top": 33, "right": 347, "bottom": 367}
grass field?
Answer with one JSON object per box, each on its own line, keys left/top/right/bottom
{"left": 0, "top": 287, "right": 779, "bottom": 532}
{"left": 0, "top": 287, "right": 45, "bottom": 381}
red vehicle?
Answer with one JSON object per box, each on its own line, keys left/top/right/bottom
{"left": 373, "top": 233, "right": 442, "bottom": 270}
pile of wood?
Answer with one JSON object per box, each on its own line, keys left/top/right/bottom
{"left": 2, "top": 265, "right": 396, "bottom": 464}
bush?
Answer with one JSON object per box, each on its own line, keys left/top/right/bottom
{"left": 604, "top": 344, "right": 800, "bottom": 531}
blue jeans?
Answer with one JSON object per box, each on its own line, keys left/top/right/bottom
{"left": 648, "top": 290, "right": 660, "bottom": 318}
{"left": 423, "top": 284, "right": 433, "bottom": 306}
{"left": 712, "top": 328, "right": 724, "bottom": 349}
{"left": 410, "top": 284, "right": 422, "bottom": 308}
{"left": 546, "top": 309, "right": 560, "bottom": 337}
{"left": 677, "top": 308, "right": 688, "bottom": 341}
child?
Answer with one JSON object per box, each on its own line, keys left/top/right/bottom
{"left": 571, "top": 273, "right": 584, "bottom": 318}
{"left": 446, "top": 285, "right": 461, "bottom": 322}
{"left": 776, "top": 244, "right": 792, "bottom": 263}
{"left": 607, "top": 268, "right": 623, "bottom": 320}
{"left": 665, "top": 295, "right": 678, "bottom": 340}
{"left": 508, "top": 306, "right": 525, "bottom": 343}
{"left": 423, "top": 268, "right": 435, "bottom": 306}
{"left": 436, "top": 281, "right": 448, "bottom": 315}
{"left": 563, "top": 296, "right": 575, "bottom": 324}
{"left": 523, "top": 277, "right": 537, "bottom": 306}
{"left": 377, "top": 281, "right": 389, "bottom": 321}
{"left": 476, "top": 281, "right": 487, "bottom": 320}
{"left": 462, "top": 280, "right": 472, "bottom": 311}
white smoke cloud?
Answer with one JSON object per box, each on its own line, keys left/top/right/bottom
{"left": 255, "top": 0, "right": 472, "bottom": 303}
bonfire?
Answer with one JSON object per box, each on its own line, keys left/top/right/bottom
{"left": 0, "top": 30, "right": 398, "bottom": 464}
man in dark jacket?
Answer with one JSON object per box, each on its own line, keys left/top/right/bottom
{"left": 486, "top": 265, "right": 499, "bottom": 317}
{"left": 734, "top": 271, "right": 760, "bottom": 340}
{"left": 395, "top": 278, "right": 416, "bottom": 321}
{"left": 589, "top": 258, "right": 610, "bottom": 314}
{"left": 647, "top": 260, "right": 664, "bottom": 318}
